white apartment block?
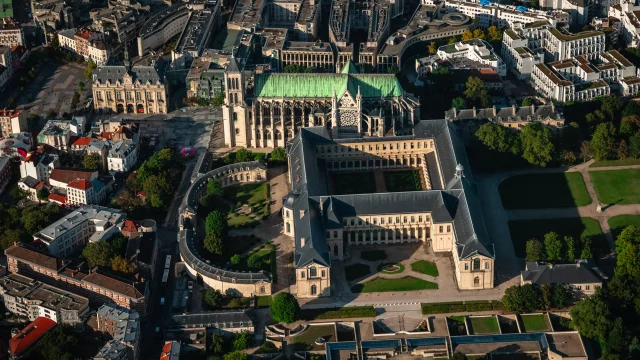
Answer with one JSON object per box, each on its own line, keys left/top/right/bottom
{"left": 502, "top": 27, "right": 545, "bottom": 80}
{"left": 609, "top": 1, "right": 640, "bottom": 47}
{"left": 107, "top": 140, "right": 137, "bottom": 174}
{"left": 32, "top": 205, "right": 125, "bottom": 258}
{"left": 544, "top": 27, "right": 605, "bottom": 61}
{"left": 437, "top": 38, "right": 507, "bottom": 76}
{"left": 621, "top": 76, "right": 640, "bottom": 95}
{"left": 0, "top": 19, "right": 25, "bottom": 47}
{"left": 66, "top": 178, "right": 107, "bottom": 206}
{"left": 442, "top": 1, "right": 569, "bottom": 29}
{"left": 19, "top": 152, "right": 60, "bottom": 182}
{"left": 0, "top": 273, "right": 89, "bottom": 326}
{"left": 532, "top": 62, "right": 610, "bottom": 102}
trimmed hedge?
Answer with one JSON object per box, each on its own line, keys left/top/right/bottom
{"left": 421, "top": 301, "right": 503, "bottom": 315}
{"left": 301, "top": 306, "right": 377, "bottom": 320}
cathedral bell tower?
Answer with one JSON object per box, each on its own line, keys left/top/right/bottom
{"left": 222, "top": 55, "right": 250, "bottom": 147}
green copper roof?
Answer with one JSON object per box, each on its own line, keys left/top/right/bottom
{"left": 341, "top": 60, "right": 359, "bottom": 74}
{"left": 255, "top": 74, "right": 403, "bottom": 98}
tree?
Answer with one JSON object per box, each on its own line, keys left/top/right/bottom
{"left": 271, "top": 147, "right": 287, "bottom": 162}
{"left": 236, "top": 148, "right": 252, "bottom": 163}
{"left": 212, "top": 91, "right": 225, "bottom": 107}
{"left": 21, "top": 206, "right": 60, "bottom": 234}
{"left": 230, "top": 254, "right": 241, "bottom": 265}
{"left": 565, "top": 236, "right": 575, "bottom": 261}
{"left": 82, "top": 241, "right": 114, "bottom": 268}
{"left": 10, "top": 186, "right": 29, "bottom": 202}
{"left": 204, "top": 288, "right": 223, "bottom": 308}
{"left": 615, "top": 226, "right": 640, "bottom": 279}
{"left": 247, "top": 253, "right": 262, "bottom": 269}
{"left": 207, "top": 179, "right": 224, "bottom": 197}
{"left": 34, "top": 325, "right": 78, "bottom": 360}
{"left": 36, "top": 187, "right": 49, "bottom": 202}
{"left": 591, "top": 122, "right": 616, "bottom": 161}
{"left": 541, "top": 284, "right": 553, "bottom": 310}
{"left": 451, "top": 97, "right": 467, "bottom": 110}
{"left": 387, "top": 65, "right": 399, "bottom": 75}
{"left": 487, "top": 25, "right": 502, "bottom": 42}
{"left": 428, "top": 42, "right": 437, "bottom": 55}
{"left": 601, "top": 95, "right": 624, "bottom": 122}
{"left": 78, "top": 81, "right": 85, "bottom": 92}
{"left": 618, "top": 140, "right": 628, "bottom": 160}
{"left": 0, "top": 229, "right": 25, "bottom": 251}
{"left": 232, "top": 332, "right": 252, "bottom": 350}
{"left": 475, "top": 123, "right": 520, "bottom": 154}
{"left": 224, "top": 352, "right": 248, "bottom": 360}
{"left": 83, "top": 153, "right": 100, "bottom": 170}
{"left": 284, "top": 64, "right": 303, "bottom": 73}
{"left": 619, "top": 115, "right": 640, "bottom": 138}
{"left": 544, "top": 232, "right": 564, "bottom": 261}
{"left": 630, "top": 135, "right": 640, "bottom": 158}
{"left": 84, "top": 60, "right": 97, "bottom": 79}
{"left": 521, "top": 98, "right": 533, "bottom": 106}
{"left": 111, "top": 255, "right": 137, "bottom": 274}
{"left": 210, "top": 333, "right": 226, "bottom": 354}
{"left": 472, "top": 28, "right": 485, "bottom": 40}
{"left": 8, "top": 96, "right": 16, "bottom": 108}
{"left": 143, "top": 174, "right": 173, "bottom": 208}
{"left": 461, "top": 30, "right": 473, "bottom": 41}
{"left": 270, "top": 292, "right": 300, "bottom": 323}
{"left": 206, "top": 211, "right": 227, "bottom": 236}
{"left": 502, "top": 284, "right": 540, "bottom": 314}
{"left": 463, "top": 77, "right": 491, "bottom": 107}
{"left": 580, "top": 236, "right": 593, "bottom": 259}
{"left": 525, "top": 239, "right": 544, "bottom": 262}
{"left": 530, "top": 0, "right": 539, "bottom": 7}
{"left": 552, "top": 285, "right": 572, "bottom": 309}
{"left": 204, "top": 231, "right": 224, "bottom": 255}
{"left": 570, "top": 287, "right": 612, "bottom": 340}
{"left": 519, "top": 123, "right": 555, "bottom": 167}
{"left": 580, "top": 141, "right": 593, "bottom": 162}
{"left": 448, "top": 37, "right": 457, "bottom": 44}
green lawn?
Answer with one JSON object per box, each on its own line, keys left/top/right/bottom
{"left": 360, "top": 250, "right": 387, "bottom": 261}
{"left": 508, "top": 218, "right": 606, "bottom": 258}
{"left": 608, "top": 215, "right": 640, "bottom": 238}
{"left": 300, "top": 306, "right": 377, "bottom": 320}
{"left": 378, "top": 263, "right": 405, "bottom": 274}
{"left": 333, "top": 172, "right": 376, "bottom": 195}
{"left": 384, "top": 170, "right": 421, "bottom": 192}
{"left": 256, "top": 295, "right": 272, "bottom": 308}
{"left": 469, "top": 316, "right": 500, "bottom": 334}
{"left": 499, "top": 173, "right": 591, "bottom": 209}
{"left": 227, "top": 213, "right": 256, "bottom": 227}
{"left": 520, "top": 314, "right": 550, "bottom": 332}
{"left": 351, "top": 276, "right": 438, "bottom": 293}
{"left": 590, "top": 158, "right": 640, "bottom": 167}
{"left": 292, "top": 325, "right": 335, "bottom": 351}
{"left": 411, "top": 260, "right": 439, "bottom": 277}
{"left": 591, "top": 169, "right": 640, "bottom": 205}
{"left": 345, "top": 263, "right": 371, "bottom": 281}
{"left": 225, "top": 182, "right": 270, "bottom": 218}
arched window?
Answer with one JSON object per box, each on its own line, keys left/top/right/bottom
{"left": 473, "top": 258, "right": 481, "bottom": 270}
{"left": 260, "top": 286, "right": 265, "bottom": 294}
{"left": 311, "top": 285, "right": 317, "bottom": 295}
{"left": 309, "top": 266, "right": 317, "bottom": 278}
{"left": 474, "top": 276, "right": 480, "bottom": 287}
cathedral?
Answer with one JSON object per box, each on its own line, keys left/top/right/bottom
{"left": 222, "top": 59, "right": 421, "bottom": 148}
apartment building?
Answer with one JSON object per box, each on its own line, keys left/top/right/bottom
{"left": 31, "top": 205, "right": 125, "bottom": 257}
{"left": 522, "top": 260, "right": 604, "bottom": 297}
{"left": 443, "top": 1, "right": 569, "bottom": 29}
{"left": 5, "top": 244, "right": 148, "bottom": 315}
{"left": 532, "top": 62, "right": 610, "bottom": 102}
{"left": 621, "top": 76, "right": 640, "bottom": 95}
{"left": 281, "top": 41, "right": 335, "bottom": 72}
{"left": 0, "top": 19, "right": 25, "bottom": 47}
{"left": 9, "top": 317, "right": 57, "bottom": 359}
{"left": 0, "top": 156, "right": 11, "bottom": 195}
{"left": 0, "top": 273, "right": 89, "bottom": 326}
{"left": 609, "top": 1, "right": 640, "bottom": 47}
{"left": 96, "top": 303, "right": 141, "bottom": 360}
{"left": 501, "top": 22, "right": 547, "bottom": 79}
{"left": 37, "top": 117, "right": 86, "bottom": 151}
{"left": 66, "top": 178, "right": 107, "bottom": 206}
{"left": 437, "top": 38, "right": 506, "bottom": 76}
{"left": 545, "top": 27, "right": 605, "bottom": 61}
{"left": 0, "top": 109, "right": 26, "bottom": 137}
{"left": 19, "top": 152, "right": 60, "bottom": 182}
{"left": 58, "top": 28, "right": 111, "bottom": 65}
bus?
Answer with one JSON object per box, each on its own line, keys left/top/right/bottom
{"left": 162, "top": 269, "right": 170, "bottom": 285}
{"left": 164, "top": 255, "right": 171, "bottom": 270}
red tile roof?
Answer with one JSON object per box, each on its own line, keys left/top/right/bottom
{"left": 50, "top": 169, "right": 94, "bottom": 184}
{"left": 5, "top": 245, "right": 63, "bottom": 271}
{"left": 72, "top": 137, "right": 93, "bottom": 147}
{"left": 160, "top": 342, "right": 173, "bottom": 360}
{"left": 121, "top": 220, "right": 139, "bottom": 233}
{"left": 35, "top": 182, "right": 46, "bottom": 189}
{"left": 0, "top": 109, "right": 21, "bottom": 118}
{"left": 67, "top": 178, "right": 92, "bottom": 191}
{"left": 9, "top": 317, "right": 56, "bottom": 356}
{"left": 48, "top": 193, "right": 67, "bottom": 204}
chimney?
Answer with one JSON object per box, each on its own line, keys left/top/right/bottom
{"left": 551, "top": 101, "right": 555, "bottom": 112}
{"left": 492, "top": 105, "right": 497, "bottom": 116}
{"left": 530, "top": 104, "right": 535, "bottom": 114}
{"left": 512, "top": 104, "right": 516, "bottom": 116}
{"left": 301, "top": 237, "right": 306, "bottom": 247}
{"left": 472, "top": 106, "right": 477, "bottom": 118}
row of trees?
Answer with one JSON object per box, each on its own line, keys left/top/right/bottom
{"left": 208, "top": 331, "right": 252, "bottom": 360}
{"left": 502, "top": 283, "right": 572, "bottom": 314}
{"left": 525, "top": 232, "right": 594, "bottom": 262}
{"left": 81, "top": 234, "right": 137, "bottom": 276}
{"left": 0, "top": 202, "right": 65, "bottom": 251}
{"left": 134, "top": 148, "right": 183, "bottom": 208}
{"left": 475, "top": 121, "right": 555, "bottom": 166}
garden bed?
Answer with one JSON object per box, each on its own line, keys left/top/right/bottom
{"left": 519, "top": 314, "right": 551, "bottom": 333}
{"left": 549, "top": 313, "right": 573, "bottom": 332}
{"left": 384, "top": 170, "right": 422, "bottom": 192}
{"left": 352, "top": 276, "right": 438, "bottom": 293}
{"left": 378, "top": 263, "right": 405, "bottom": 274}
{"left": 300, "top": 306, "right": 377, "bottom": 320}
{"left": 447, "top": 316, "right": 467, "bottom": 336}
{"left": 468, "top": 316, "right": 500, "bottom": 335}
{"left": 498, "top": 315, "right": 519, "bottom": 334}
{"left": 421, "top": 301, "right": 502, "bottom": 315}
{"left": 411, "top": 260, "right": 439, "bottom": 277}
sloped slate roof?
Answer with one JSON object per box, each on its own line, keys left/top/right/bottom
{"left": 94, "top": 65, "right": 164, "bottom": 85}
{"left": 254, "top": 73, "right": 403, "bottom": 98}
{"left": 522, "top": 261, "right": 603, "bottom": 285}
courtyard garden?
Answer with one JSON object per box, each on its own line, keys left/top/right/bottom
{"left": 608, "top": 215, "right": 640, "bottom": 238}
{"left": 291, "top": 325, "right": 336, "bottom": 351}
{"left": 384, "top": 170, "right": 422, "bottom": 192}
{"left": 199, "top": 181, "right": 270, "bottom": 228}
{"left": 333, "top": 172, "right": 376, "bottom": 195}
{"left": 508, "top": 218, "right": 606, "bottom": 258}
{"left": 499, "top": 173, "right": 591, "bottom": 209}
{"left": 411, "top": 260, "right": 439, "bottom": 277}
{"left": 468, "top": 316, "right": 500, "bottom": 335}
{"left": 549, "top": 314, "right": 573, "bottom": 332}
{"left": 447, "top": 316, "right": 467, "bottom": 336}
{"left": 344, "top": 263, "right": 372, "bottom": 281}
{"left": 498, "top": 315, "right": 520, "bottom": 334}
{"left": 590, "top": 169, "right": 640, "bottom": 205}
{"left": 519, "top": 314, "right": 551, "bottom": 332}
{"left": 351, "top": 276, "right": 438, "bottom": 293}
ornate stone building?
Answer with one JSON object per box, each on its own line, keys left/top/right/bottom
{"left": 222, "top": 60, "right": 420, "bottom": 148}
{"left": 283, "top": 120, "right": 495, "bottom": 298}
{"left": 92, "top": 59, "right": 168, "bottom": 114}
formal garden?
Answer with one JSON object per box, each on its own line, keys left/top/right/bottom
{"left": 468, "top": 316, "right": 500, "bottom": 335}
{"left": 519, "top": 314, "right": 551, "bottom": 333}
{"left": 411, "top": 260, "right": 439, "bottom": 277}
{"left": 498, "top": 173, "right": 591, "bottom": 209}
{"left": 332, "top": 171, "right": 377, "bottom": 195}
{"left": 200, "top": 178, "right": 270, "bottom": 229}
{"left": 383, "top": 170, "right": 422, "bottom": 192}
{"left": 590, "top": 169, "right": 640, "bottom": 205}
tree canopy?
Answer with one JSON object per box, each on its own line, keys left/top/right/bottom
{"left": 83, "top": 153, "right": 100, "bottom": 171}
{"left": 270, "top": 147, "right": 287, "bottom": 162}
{"left": 590, "top": 122, "right": 617, "bottom": 161}
{"left": 502, "top": 284, "right": 540, "bottom": 314}
{"left": 519, "top": 123, "right": 555, "bottom": 167}
{"left": 463, "top": 77, "right": 491, "bottom": 108}
{"left": 207, "top": 179, "right": 224, "bottom": 197}
{"left": 270, "top": 292, "right": 300, "bottom": 323}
